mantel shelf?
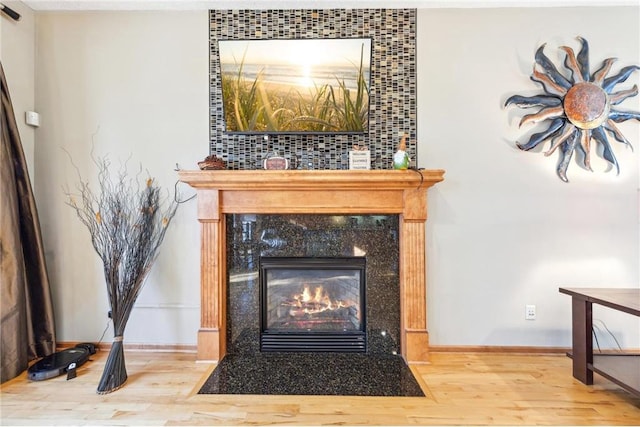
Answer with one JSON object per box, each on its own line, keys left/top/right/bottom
{"left": 178, "top": 169, "right": 445, "bottom": 191}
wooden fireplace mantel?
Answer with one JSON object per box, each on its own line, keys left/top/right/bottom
{"left": 179, "top": 169, "right": 445, "bottom": 363}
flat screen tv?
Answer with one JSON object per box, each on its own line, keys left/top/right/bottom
{"left": 218, "top": 38, "right": 372, "bottom": 134}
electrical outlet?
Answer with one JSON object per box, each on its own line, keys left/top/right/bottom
{"left": 525, "top": 304, "right": 536, "bottom": 320}
{"left": 107, "top": 310, "right": 112, "bottom": 319}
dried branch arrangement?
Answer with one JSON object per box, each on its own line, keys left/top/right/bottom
{"left": 65, "top": 155, "right": 178, "bottom": 394}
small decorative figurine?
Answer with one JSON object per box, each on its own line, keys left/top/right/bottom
{"left": 198, "top": 154, "right": 226, "bottom": 170}
{"left": 393, "top": 134, "right": 410, "bottom": 170}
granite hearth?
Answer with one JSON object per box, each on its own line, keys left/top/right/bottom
{"left": 198, "top": 352, "right": 425, "bottom": 396}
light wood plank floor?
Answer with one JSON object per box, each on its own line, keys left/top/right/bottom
{"left": 1, "top": 350, "right": 639, "bottom": 425}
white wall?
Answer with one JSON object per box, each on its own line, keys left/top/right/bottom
{"left": 1, "top": 0, "right": 36, "bottom": 180}
{"left": 419, "top": 7, "right": 640, "bottom": 348}
{"left": 30, "top": 7, "right": 639, "bottom": 348}
{"left": 34, "top": 11, "right": 207, "bottom": 345}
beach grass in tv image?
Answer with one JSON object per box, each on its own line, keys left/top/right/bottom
{"left": 218, "top": 38, "right": 372, "bottom": 134}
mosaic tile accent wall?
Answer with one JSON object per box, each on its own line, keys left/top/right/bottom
{"left": 209, "top": 9, "right": 417, "bottom": 170}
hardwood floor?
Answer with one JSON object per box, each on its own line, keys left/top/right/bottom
{"left": 1, "top": 350, "right": 639, "bottom": 425}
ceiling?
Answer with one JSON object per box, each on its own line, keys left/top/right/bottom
{"left": 20, "top": 0, "right": 640, "bottom": 11}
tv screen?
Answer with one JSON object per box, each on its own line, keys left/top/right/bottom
{"left": 218, "top": 38, "right": 372, "bottom": 134}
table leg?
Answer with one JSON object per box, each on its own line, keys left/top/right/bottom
{"left": 571, "top": 297, "right": 593, "bottom": 384}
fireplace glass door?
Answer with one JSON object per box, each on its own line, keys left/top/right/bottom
{"left": 260, "top": 257, "right": 366, "bottom": 352}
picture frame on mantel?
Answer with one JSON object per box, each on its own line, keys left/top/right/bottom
{"left": 349, "top": 149, "right": 371, "bottom": 170}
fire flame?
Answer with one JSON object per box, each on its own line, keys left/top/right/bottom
{"left": 293, "top": 284, "right": 347, "bottom": 314}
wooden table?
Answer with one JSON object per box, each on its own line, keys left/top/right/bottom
{"left": 559, "top": 287, "right": 640, "bottom": 397}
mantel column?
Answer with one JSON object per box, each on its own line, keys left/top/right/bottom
{"left": 400, "top": 187, "right": 429, "bottom": 363}
{"left": 197, "top": 189, "right": 226, "bottom": 361}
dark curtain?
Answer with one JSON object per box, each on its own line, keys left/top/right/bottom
{"left": 1, "top": 62, "right": 56, "bottom": 383}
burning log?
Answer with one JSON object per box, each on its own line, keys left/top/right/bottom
{"left": 285, "top": 305, "right": 355, "bottom": 320}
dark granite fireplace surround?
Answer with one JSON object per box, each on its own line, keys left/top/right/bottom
{"left": 226, "top": 214, "right": 401, "bottom": 356}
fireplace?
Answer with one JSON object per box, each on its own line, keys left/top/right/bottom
{"left": 178, "top": 170, "right": 445, "bottom": 362}
{"left": 260, "top": 256, "right": 366, "bottom": 352}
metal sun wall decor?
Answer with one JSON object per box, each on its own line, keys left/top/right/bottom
{"left": 505, "top": 37, "right": 639, "bottom": 182}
